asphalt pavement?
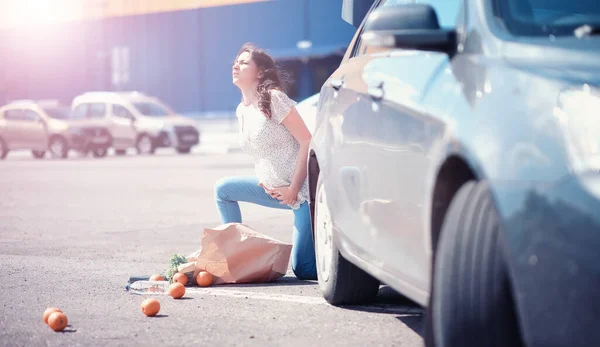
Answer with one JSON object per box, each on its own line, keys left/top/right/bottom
{"left": 0, "top": 149, "right": 424, "bottom": 347}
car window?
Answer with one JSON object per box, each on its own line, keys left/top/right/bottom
{"left": 23, "top": 110, "right": 41, "bottom": 122}
{"left": 131, "top": 102, "right": 171, "bottom": 117}
{"left": 353, "top": 0, "right": 462, "bottom": 57}
{"left": 43, "top": 107, "right": 71, "bottom": 120}
{"left": 352, "top": 0, "right": 385, "bottom": 57}
{"left": 4, "top": 109, "right": 25, "bottom": 121}
{"left": 112, "top": 104, "right": 135, "bottom": 119}
{"left": 72, "top": 104, "right": 89, "bottom": 119}
{"left": 381, "top": 0, "right": 461, "bottom": 28}
{"left": 495, "top": 0, "right": 600, "bottom": 37}
{"left": 88, "top": 103, "right": 106, "bottom": 118}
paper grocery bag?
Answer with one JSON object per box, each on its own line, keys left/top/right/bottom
{"left": 184, "top": 223, "right": 292, "bottom": 285}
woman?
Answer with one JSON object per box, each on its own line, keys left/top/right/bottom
{"left": 214, "top": 43, "right": 317, "bottom": 280}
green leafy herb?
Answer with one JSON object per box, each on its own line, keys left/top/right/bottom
{"left": 165, "top": 253, "right": 188, "bottom": 282}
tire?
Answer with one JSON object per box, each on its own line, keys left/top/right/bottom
{"left": 92, "top": 147, "right": 108, "bottom": 158}
{"left": 136, "top": 134, "right": 155, "bottom": 155}
{"left": 49, "top": 136, "right": 68, "bottom": 159}
{"left": 115, "top": 149, "right": 127, "bottom": 156}
{"left": 313, "top": 174, "right": 379, "bottom": 305}
{"left": 176, "top": 147, "right": 191, "bottom": 154}
{"left": 32, "top": 150, "right": 46, "bottom": 159}
{"left": 0, "top": 137, "right": 8, "bottom": 159}
{"left": 426, "top": 181, "right": 523, "bottom": 347}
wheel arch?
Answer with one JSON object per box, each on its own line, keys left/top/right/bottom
{"left": 430, "top": 155, "right": 478, "bottom": 255}
{"left": 308, "top": 149, "right": 321, "bottom": 239}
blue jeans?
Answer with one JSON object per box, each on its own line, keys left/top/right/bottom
{"left": 214, "top": 176, "right": 317, "bottom": 280}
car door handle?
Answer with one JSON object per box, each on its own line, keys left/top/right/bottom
{"left": 368, "top": 81, "right": 385, "bottom": 101}
{"left": 329, "top": 78, "right": 344, "bottom": 91}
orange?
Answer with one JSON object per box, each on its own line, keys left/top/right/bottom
{"left": 149, "top": 274, "right": 164, "bottom": 281}
{"left": 141, "top": 298, "right": 160, "bottom": 317}
{"left": 196, "top": 271, "right": 213, "bottom": 287}
{"left": 169, "top": 283, "right": 185, "bottom": 299}
{"left": 47, "top": 312, "right": 68, "bottom": 332}
{"left": 43, "top": 307, "right": 62, "bottom": 325}
{"left": 173, "top": 273, "right": 188, "bottom": 285}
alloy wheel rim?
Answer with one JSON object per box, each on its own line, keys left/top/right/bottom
{"left": 315, "top": 183, "right": 333, "bottom": 282}
{"left": 50, "top": 140, "right": 64, "bottom": 157}
{"left": 139, "top": 137, "right": 152, "bottom": 154}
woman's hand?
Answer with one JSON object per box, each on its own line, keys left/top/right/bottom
{"left": 259, "top": 183, "right": 298, "bottom": 206}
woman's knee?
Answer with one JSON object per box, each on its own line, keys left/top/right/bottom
{"left": 214, "top": 177, "right": 234, "bottom": 201}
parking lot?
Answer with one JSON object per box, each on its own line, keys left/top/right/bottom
{"left": 0, "top": 150, "right": 424, "bottom": 347}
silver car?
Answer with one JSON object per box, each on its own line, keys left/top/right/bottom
{"left": 72, "top": 92, "right": 201, "bottom": 155}
{"left": 0, "top": 100, "right": 112, "bottom": 159}
{"left": 309, "top": 1, "right": 600, "bottom": 346}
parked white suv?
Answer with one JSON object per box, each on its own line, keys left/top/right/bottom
{"left": 71, "top": 91, "right": 201, "bottom": 155}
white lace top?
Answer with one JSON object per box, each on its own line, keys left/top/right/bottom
{"left": 236, "top": 89, "right": 309, "bottom": 210}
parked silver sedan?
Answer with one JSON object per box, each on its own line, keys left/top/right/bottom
{"left": 308, "top": 1, "right": 600, "bottom": 346}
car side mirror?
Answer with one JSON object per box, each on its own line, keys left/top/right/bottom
{"left": 361, "top": 4, "right": 456, "bottom": 54}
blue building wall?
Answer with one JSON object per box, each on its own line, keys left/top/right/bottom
{"left": 0, "top": 0, "right": 356, "bottom": 116}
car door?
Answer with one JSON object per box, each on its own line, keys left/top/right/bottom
{"left": 347, "top": 0, "right": 464, "bottom": 291}
{"left": 319, "top": 1, "right": 384, "bottom": 253}
{"left": 110, "top": 104, "right": 138, "bottom": 148}
{"left": 2, "top": 109, "right": 27, "bottom": 148}
{"left": 23, "top": 109, "right": 49, "bottom": 150}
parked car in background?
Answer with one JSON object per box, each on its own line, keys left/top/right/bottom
{"left": 0, "top": 99, "right": 112, "bottom": 159}
{"left": 71, "top": 91, "right": 201, "bottom": 155}
{"left": 309, "top": 0, "right": 600, "bottom": 346}
{"left": 295, "top": 92, "right": 320, "bottom": 135}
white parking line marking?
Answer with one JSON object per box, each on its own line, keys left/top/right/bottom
{"left": 185, "top": 288, "right": 425, "bottom": 315}
{"left": 185, "top": 288, "right": 327, "bottom": 305}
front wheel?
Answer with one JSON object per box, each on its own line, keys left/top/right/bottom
{"left": 49, "top": 137, "right": 68, "bottom": 159}
{"left": 313, "top": 174, "right": 379, "bottom": 305}
{"left": 426, "top": 181, "right": 523, "bottom": 347}
{"left": 92, "top": 147, "right": 108, "bottom": 158}
{"left": 136, "top": 134, "right": 155, "bottom": 155}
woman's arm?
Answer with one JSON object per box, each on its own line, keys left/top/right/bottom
{"left": 281, "top": 106, "right": 312, "bottom": 197}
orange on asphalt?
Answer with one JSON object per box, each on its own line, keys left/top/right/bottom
{"left": 47, "top": 312, "right": 68, "bottom": 332}
{"left": 141, "top": 298, "right": 160, "bottom": 317}
{"left": 149, "top": 274, "right": 164, "bottom": 281}
{"left": 173, "top": 273, "right": 188, "bottom": 285}
{"left": 169, "top": 282, "right": 185, "bottom": 299}
{"left": 196, "top": 271, "right": 213, "bottom": 287}
{"left": 43, "top": 307, "right": 62, "bottom": 325}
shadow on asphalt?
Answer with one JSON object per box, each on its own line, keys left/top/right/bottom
{"left": 214, "top": 276, "right": 317, "bottom": 288}
{"left": 338, "top": 286, "right": 424, "bottom": 338}
{"left": 395, "top": 315, "right": 424, "bottom": 338}
{"left": 374, "top": 286, "right": 421, "bottom": 305}
{"left": 59, "top": 326, "right": 78, "bottom": 333}
{"left": 150, "top": 315, "right": 170, "bottom": 318}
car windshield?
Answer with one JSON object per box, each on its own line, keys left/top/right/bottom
{"left": 42, "top": 107, "right": 71, "bottom": 120}
{"left": 496, "top": 0, "right": 600, "bottom": 37}
{"left": 132, "top": 102, "right": 172, "bottom": 117}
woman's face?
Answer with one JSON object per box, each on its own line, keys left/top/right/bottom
{"left": 232, "top": 51, "right": 260, "bottom": 88}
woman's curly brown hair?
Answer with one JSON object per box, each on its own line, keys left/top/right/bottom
{"left": 235, "top": 42, "right": 290, "bottom": 119}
